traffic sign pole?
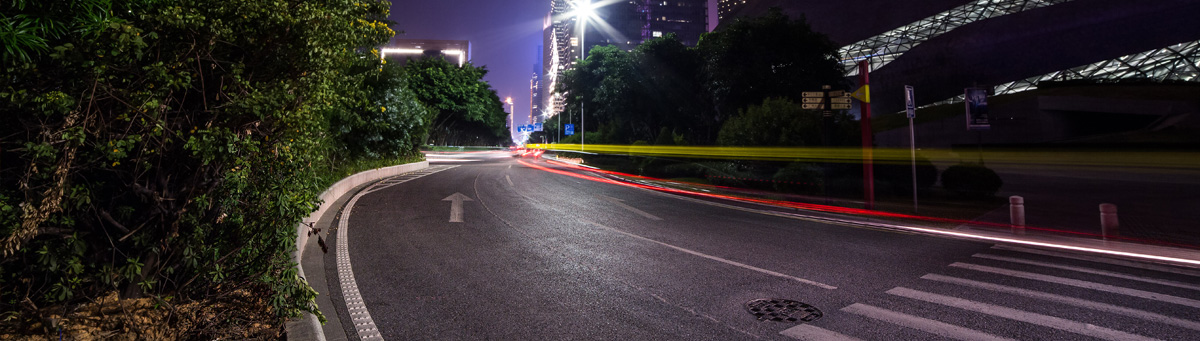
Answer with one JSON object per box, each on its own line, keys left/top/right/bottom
{"left": 858, "top": 60, "right": 874, "bottom": 210}
{"left": 905, "top": 85, "right": 918, "bottom": 213}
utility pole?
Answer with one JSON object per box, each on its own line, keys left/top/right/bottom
{"left": 857, "top": 60, "right": 875, "bottom": 210}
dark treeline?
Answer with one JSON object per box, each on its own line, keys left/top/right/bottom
{"left": 0, "top": 0, "right": 504, "bottom": 335}
{"left": 549, "top": 8, "right": 857, "bottom": 147}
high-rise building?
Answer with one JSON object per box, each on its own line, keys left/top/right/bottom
{"left": 645, "top": 0, "right": 708, "bottom": 46}
{"left": 531, "top": 46, "right": 543, "bottom": 125}
{"left": 380, "top": 39, "right": 471, "bottom": 66}
{"left": 717, "top": 0, "right": 751, "bottom": 22}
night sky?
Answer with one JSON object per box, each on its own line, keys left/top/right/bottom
{"left": 389, "top": 0, "right": 718, "bottom": 130}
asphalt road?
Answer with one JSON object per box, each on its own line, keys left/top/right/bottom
{"left": 324, "top": 151, "right": 1200, "bottom": 340}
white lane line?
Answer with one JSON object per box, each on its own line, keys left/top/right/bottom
{"left": 779, "top": 324, "right": 862, "bottom": 341}
{"left": 887, "top": 287, "right": 1157, "bottom": 341}
{"left": 973, "top": 253, "right": 1200, "bottom": 291}
{"left": 840, "top": 303, "right": 1013, "bottom": 341}
{"left": 922, "top": 273, "right": 1200, "bottom": 331}
{"left": 992, "top": 245, "right": 1200, "bottom": 278}
{"left": 950, "top": 262, "right": 1200, "bottom": 309}
{"left": 598, "top": 195, "right": 662, "bottom": 221}
{"left": 506, "top": 174, "right": 515, "bottom": 187}
{"left": 588, "top": 221, "right": 837, "bottom": 289}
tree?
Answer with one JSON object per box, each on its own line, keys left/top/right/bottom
{"left": 633, "top": 34, "right": 714, "bottom": 144}
{"left": 698, "top": 8, "right": 845, "bottom": 123}
{"left": 0, "top": 0, "right": 401, "bottom": 328}
{"left": 328, "top": 61, "right": 432, "bottom": 161}
{"left": 717, "top": 97, "right": 823, "bottom": 146}
{"left": 556, "top": 35, "right": 714, "bottom": 145}
{"left": 402, "top": 57, "right": 508, "bottom": 146}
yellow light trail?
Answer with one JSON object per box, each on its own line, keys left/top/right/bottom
{"left": 525, "top": 143, "right": 1200, "bottom": 172}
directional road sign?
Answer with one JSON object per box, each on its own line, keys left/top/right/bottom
{"left": 831, "top": 98, "right": 852, "bottom": 104}
{"left": 802, "top": 91, "right": 825, "bottom": 98}
{"left": 831, "top": 104, "right": 852, "bottom": 110}
{"left": 534, "top": 122, "right": 543, "bottom": 131}
{"left": 802, "top": 97, "right": 825, "bottom": 104}
{"left": 802, "top": 104, "right": 823, "bottom": 110}
{"left": 564, "top": 124, "right": 575, "bottom": 135}
{"left": 828, "top": 90, "right": 846, "bottom": 97}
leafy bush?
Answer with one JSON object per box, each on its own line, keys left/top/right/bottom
{"left": 773, "top": 162, "right": 824, "bottom": 195}
{"left": 941, "top": 163, "right": 1004, "bottom": 198}
{"left": 0, "top": 0, "right": 425, "bottom": 326}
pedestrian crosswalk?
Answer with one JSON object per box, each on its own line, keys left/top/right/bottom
{"left": 780, "top": 245, "right": 1200, "bottom": 340}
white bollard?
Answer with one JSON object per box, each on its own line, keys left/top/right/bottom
{"left": 1100, "top": 203, "right": 1119, "bottom": 240}
{"left": 1009, "top": 196, "right": 1025, "bottom": 235}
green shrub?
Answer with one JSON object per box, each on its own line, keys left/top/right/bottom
{"left": 941, "top": 163, "right": 1003, "bottom": 198}
{"left": 773, "top": 162, "right": 824, "bottom": 195}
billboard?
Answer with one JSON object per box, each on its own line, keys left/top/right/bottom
{"left": 965, "top": 87, "right": 990, "bottom": 130}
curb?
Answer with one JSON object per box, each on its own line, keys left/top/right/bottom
{"left": 287, "top": 160, "right": 430, "bottom": 341}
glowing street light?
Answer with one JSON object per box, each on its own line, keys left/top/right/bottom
{"left": 573, "top": 0, "right": 594, "bottom": 150}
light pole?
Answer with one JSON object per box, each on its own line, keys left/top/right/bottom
{"left": 574, "top": 0, "right": 593, "bottom": 151}
{"left": 506, "top": 97, "right": 515, "bottom": 145}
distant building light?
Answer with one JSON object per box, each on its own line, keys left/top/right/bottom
{"left": 653, "top": 31, "right": 663, "bottom": 37}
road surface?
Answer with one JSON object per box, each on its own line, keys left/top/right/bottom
{"left": 321, "top": 151, "right": 1200, "bottom": 340}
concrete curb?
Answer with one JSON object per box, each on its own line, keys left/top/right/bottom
{"left": 287, "top": 160, "right": 430, "bottom": 341}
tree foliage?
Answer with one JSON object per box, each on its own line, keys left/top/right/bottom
{"left": 0, "top": 0, "right": 426, "bottom": 326}
{"left": 557, "top": 34, "right": 713, "bottom": 145}
{"left": 402, "top": 57, "right": 508, "bottom": 146}
{"left": 697, "top": 8, "right": 845, "bottom": 120}
{"left": 555, "top": 10, "right": 846, "bottom": 146}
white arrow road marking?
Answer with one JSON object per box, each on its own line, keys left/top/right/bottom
{"left": 598, "top": 195, "right": 662, "bottom": 221}
{"left": 443, "top": 192, "right": 474, "bottom": 223}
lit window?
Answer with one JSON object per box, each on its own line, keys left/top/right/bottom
{"left": 653, "top": 31, "right": 662, "bottom": 37}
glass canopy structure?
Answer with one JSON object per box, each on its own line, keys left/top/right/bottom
{"left": 839, "top": 0, "right": 1077, "bottom": 76}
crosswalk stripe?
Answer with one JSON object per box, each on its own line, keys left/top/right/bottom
{"left": 973, "top": 253, "right": 1200, "bottom": 291}
{"left": 922, "top": 273, "right": 1200, "bottom": 331}
{"left": 840, "top": 303, "right": 1015, "bottom": 341}
{"left": 887, "top": 287, "right": 1158, "bottom": 341}
{"left": 950, "top": 262, "right": 1200, "bottom": 309}
{"left": 779, "top": 324, "right": 862, "bottom": 341}
{"left": 992, "top": 245, "right": 1200, "bottom": 278}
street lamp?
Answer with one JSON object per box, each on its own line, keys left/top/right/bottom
{"left": 572, "top": 0, "right": 594, "bottom": 150}
{"left": 506, "top": 97, "right": 515, "bottom": 144}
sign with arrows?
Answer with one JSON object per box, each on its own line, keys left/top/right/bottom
{"left": 442, "top": 193, "right": 473, "bottom": 223}
{"left": 802, "top": 86, "right": 852, "bottom": 111}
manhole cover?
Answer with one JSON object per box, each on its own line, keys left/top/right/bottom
{"left": 745, "top": 299, "right": 822, "bottom": 323}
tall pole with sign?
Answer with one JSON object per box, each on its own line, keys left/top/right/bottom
{"left": 856, "top": 60, "right": 874, "bottom": 210}
{"left": 905, "top": 85, "right": 918, "bottom": 213}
